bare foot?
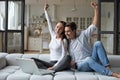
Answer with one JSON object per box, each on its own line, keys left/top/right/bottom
{"left": 112, "top": 72, "right": 120, "bottom": 78}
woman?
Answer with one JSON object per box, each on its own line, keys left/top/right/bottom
{"left": 32, "top": 4, "right": 71, "bottom": 72}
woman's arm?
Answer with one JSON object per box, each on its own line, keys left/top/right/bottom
{"left": 54, "top": 39, "right": 67, "bottom": 67}
{"left": 44, "top": 4, "right": 55, "bottom": 37}
{"left": 48, "top": 39, "right": 68, "bottom": 70}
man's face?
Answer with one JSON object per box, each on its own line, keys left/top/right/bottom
{"left": 65, "top": 27, "right": 76, "bottom": 39}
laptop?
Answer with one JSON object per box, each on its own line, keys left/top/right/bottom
{"left": 16, "top": 58, "right": 54, "bottom": 75}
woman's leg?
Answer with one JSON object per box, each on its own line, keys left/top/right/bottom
{"left": 54, "top": 55, "right": 71, "bottom": 72}
{"left": 31, "top": 58, "right": 55, "bottom": 69}
{"left": 91, "top": 41, "right": 110, "bottom": 67}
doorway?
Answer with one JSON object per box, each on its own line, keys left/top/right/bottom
{"left": 98, "top": 0, "right": 120, "bottom": 55}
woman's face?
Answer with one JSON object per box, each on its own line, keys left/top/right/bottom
{"left": 55, "top": 22, "right": 64, "bottom": 35}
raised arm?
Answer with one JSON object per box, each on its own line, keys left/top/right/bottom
{"left": 44, "top": 4, "right": 55, "bottom": 37}
{"left": 91, "top": 2, "right": 99, "bottom": 27}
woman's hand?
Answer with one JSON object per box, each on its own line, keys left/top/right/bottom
{"left": 47, "top": 66, "right": 54, "bottom": 70}
{"left": 44, "top": 3, "right": 49, "bottom": 10}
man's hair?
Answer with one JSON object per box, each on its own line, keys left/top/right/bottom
{"left": 65, "top": 22, "right": 77, "bottom": 31}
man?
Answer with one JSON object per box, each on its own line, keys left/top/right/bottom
{"left": 65, "top": 2, "right": 120, "bottom": 78}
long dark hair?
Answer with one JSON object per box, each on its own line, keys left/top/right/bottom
{"left": 58, "top": 21, "right": 67, "bottom": 40}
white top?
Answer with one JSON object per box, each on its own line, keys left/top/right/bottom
{"left": 69, "top": 24, "right": 96, "bottom": 63}
{"left": 44, "top": 10, "right": 68, "bottom": 67}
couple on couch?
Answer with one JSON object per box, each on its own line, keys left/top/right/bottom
{"left": 32, "top": 2, "right": 120, "bottom": 78}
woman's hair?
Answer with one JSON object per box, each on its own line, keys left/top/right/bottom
{"left": 66, "top": 22, "right": 77, "bottom": 31}
{"left": 58, "top": 21, "right": 66, "bottom": 27}
{"left": 58, "top": 21, "right": 67, "bottom": 40}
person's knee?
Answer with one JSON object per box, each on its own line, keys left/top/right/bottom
{"left": 86, "top": 57, "right": 95, "bottom": 65}
{"left": 85, "top": 57, "right": 92, "bottom": 61}
{"left": 93, "top": 41, "right": 102, "bottom": 47}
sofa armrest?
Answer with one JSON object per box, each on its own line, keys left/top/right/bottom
{"left": 0, "top": 57, "right": 7, "bottom": 69}
{"left": 0, "top": 52, "right": 8, "bottom": 69}
{"left": 108, "top": 55, "right": 120, "bottom": 67}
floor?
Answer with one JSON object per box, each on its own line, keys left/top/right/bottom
{"left": 24, "top": 50, "right": 50, "bottom": 54}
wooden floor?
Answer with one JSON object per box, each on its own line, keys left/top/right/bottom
{"left": 24, "top": 50, "right": 50, "bottom": 54}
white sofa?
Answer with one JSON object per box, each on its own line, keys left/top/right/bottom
{"left": 0, "top": 52, "right": 120, "bottom": 80}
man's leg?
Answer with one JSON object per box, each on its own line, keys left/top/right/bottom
{"left": 77, "top": 57, "right": 113, "bottom": 76}
{"left": 91, "top": 41, "right": 110, "bottom": 67}
{"left": 77, "top": 57, "right": 94, "bottom": 72}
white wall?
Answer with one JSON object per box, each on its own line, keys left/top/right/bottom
{"left": 57, "top": 3, "right": 93, "bottom": 21}
{"left": 25, "top": 1, "right": 95, "bottom": 28}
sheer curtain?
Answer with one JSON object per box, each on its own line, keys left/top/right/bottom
{"left": 0, "top": 13, "right": 4, "bottom": 30}
{"left": 8, "top": 2, "right": 19, "bottom": 30}
{"left": 0, "top": 2, "right": 5, "bottom": 30}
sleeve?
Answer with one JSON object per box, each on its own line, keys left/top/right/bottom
{"left": 44, "top": 10, "right": 55, "bottom": 37}
{"left": 70, "top": 52, "right": 75, "bottom": 62}
{"left": 53, "top": 39, "right": 68, "bottom": 67}
{"left": 83, "top": 24, "right": 96, "bottom": 38}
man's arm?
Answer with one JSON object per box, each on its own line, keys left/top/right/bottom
{"left": 91, "top": 2, "right": 99, "bottom": 27}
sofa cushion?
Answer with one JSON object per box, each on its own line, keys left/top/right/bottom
{"left": 75, "top": 72, "right": 98, "bottom": 80}
{"left": 111, "top": 68, "right": 120, "bottom": 73}
{"left": 6, "top": 54, "right": 23, "bottom": 66}
{"left": 54, "top": 70, "right": 75, "bottom": 80}
{"left": 0, "top": 57, "right": 7, "bottom": 69}
{"left": 7, "top": 70, "right": 31, "bottom": 80}
{"left": 39, "top": 54, "right": 50, "bottom": 62}
{"left": 0, "top": 72, "right": 10, "bottom": 80}
{"left": 96, "top": 74, "right": 119, "bottom": 80}
{"left": 7, "top": 69, "right": 53, "bottom": 80}
{"left": 30, "top": 75, "right": 53, "bottom": 80}
{"left": 22, "top": 54, "right": 39, "bottom": 59}
{"left": 0, "top": 66, "right": 20, "bottom": 73}
{"left": 108, "top": 55, "right": 120, "bottom": 67}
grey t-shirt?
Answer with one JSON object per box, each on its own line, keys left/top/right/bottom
{"left": 69, "top": 24, "right": 96, "bottom": 63}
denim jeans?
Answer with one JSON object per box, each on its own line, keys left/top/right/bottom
{"left": 77, "top": 41, "right": 113, "bottom": 76}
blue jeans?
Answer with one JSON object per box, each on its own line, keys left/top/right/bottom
{"left": 77, "top": 41, "right": 113, "bottom": 76}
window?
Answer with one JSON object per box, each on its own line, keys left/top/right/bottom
{"left": 0, "top": 2, "right": 5, "bottom": 31}
{"left": 66, "top": 17, "right": 92, "bottom": 30}
{"left": 8, "top": 2, "right": 20, "bottom": 30}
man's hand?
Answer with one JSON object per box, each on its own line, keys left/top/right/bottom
{"left": 91, "top": 2, "right": 98, "bottom": 9}
{"left": 44, "top": 3, "right": 49, "bottom": 10}
{"left": 91, "top": 2, "right": 99, "bottom": 27}
{"left": 70, "top": 60, "right": 75, "bottom": 67}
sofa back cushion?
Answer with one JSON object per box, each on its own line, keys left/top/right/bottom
{"left": 108, "top": 55, "right": 120, "bottom": 67}
{"left": 5, "top": 53, "right": 51, "bottom": 66}
{"left": 5, "top": 53, "right": 23, "bottom": 66}
{"left": 38, "top": 54, "right": 50, "bottom": 62}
